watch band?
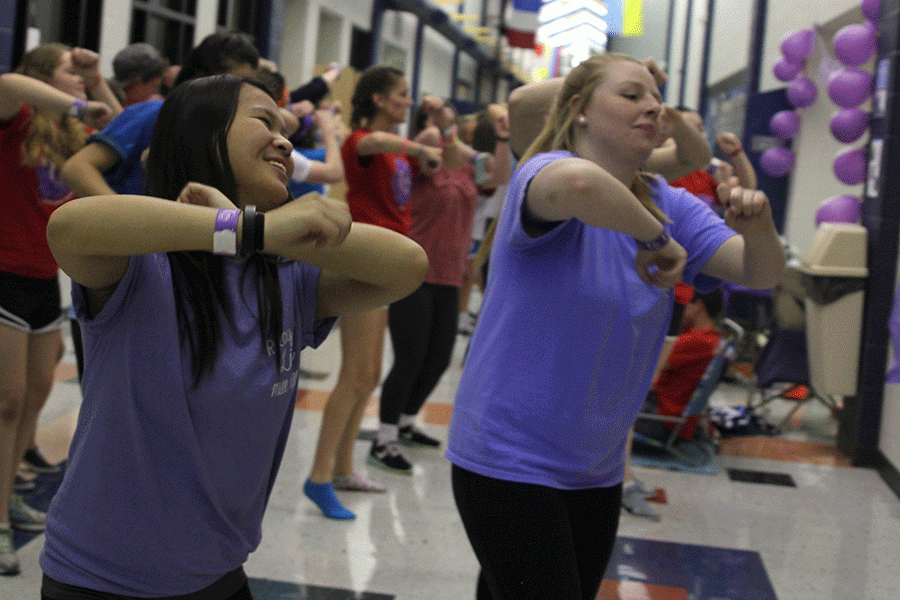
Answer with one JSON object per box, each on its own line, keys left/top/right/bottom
{"left": 635, "top": 230, "right": 670, "bottom": 251}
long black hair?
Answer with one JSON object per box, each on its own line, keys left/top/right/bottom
{"left": 145, "top": 75, "right": 283, "bottom": 384}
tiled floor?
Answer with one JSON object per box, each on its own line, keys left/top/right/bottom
{"left": 3, "top": 304, "right": 900, "bottom": 599}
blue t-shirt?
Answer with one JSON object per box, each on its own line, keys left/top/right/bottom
{"left": 88, "top": 99, "right": 163, "bottom": 194}
{"left": 287, "top": 146, "right": 326, "bottom": 198}
{"left": 446, "top": 151, "right": 735, "bottom": 489}
{"left": 41, "top": 253, "right": 334, "bottom": 596}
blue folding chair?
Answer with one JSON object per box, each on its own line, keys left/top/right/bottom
{"left": 633, "top": 319, "right": 744, "bottom": 467}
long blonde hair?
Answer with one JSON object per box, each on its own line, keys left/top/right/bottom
{"left": 522, "top": 52, "right": 668, "bottom": 223}
{"left": 15, "top": 43, "right": 88, "bottom": 168}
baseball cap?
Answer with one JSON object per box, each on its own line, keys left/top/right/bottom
{"left": 113, "top": 43, "right": 168, "bottom": 87}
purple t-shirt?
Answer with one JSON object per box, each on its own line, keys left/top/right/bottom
{"left": 41, "top": 253, "right": 334, "bottom": 596}
{"left": 446, "top": 151, "right": 736, "bottom": 489}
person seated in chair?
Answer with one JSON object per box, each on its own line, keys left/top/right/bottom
{"left": 635, "top": 288, "right": 725, "bottom": 442}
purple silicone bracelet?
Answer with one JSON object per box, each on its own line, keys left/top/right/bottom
{"left": 213, "top": 209, "right": 240, "bottom": 256}
{"left": 635, "top": 230, "right": 670, "bottom": 251}
{"left": 68, "top": 98, "right": 86, "bottom": 119}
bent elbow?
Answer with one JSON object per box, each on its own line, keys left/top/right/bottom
{"left": 391, "top": 241, "right": 428, "bottom": 301}
{"left": 59, "top": 157, "right": 79, "bottom": 189}
{"left": 404, "top": 242, "right": 429, "bottom": 294}
{"left": 45, "top": 204, "right": 78, "bottom": 257}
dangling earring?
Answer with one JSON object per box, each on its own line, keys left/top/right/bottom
{"left": 576, "top": 115, "right": 587, "bottom": 125}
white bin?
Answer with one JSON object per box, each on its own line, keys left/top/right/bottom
{"left": 798, "top": 223, "right": 868, "bottom": 397}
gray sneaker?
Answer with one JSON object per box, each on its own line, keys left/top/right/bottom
{"left": 0, "top": 526, "right": 20, "bottom": 576}
{"left": 621, "top": 484, "right": 661, "bottom": 521}
{"left": 9, "top": 494, "right": 46, "bottom": 531}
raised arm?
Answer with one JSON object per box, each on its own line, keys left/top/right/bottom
{"left": 0, "top": 72, "right": 113, "bottom": 126}
{"left": 47, "top": 187, "right": 427, "bottom": 319}
{"left": 716, "top": 132, "right": 757, "bottom": 189}
{"left": 60, "top": 142, "right": 119, "bottom": 197}
{"left": 701, "top": 187, "right": 784, "bottom": 289}
{"left": 507, "top": 78, "right": 561, "bottom": 158}
{"left": 643, "top": 108, "right": 713, "bottom": 181}
{"left": 47, "top": 194, "right": 245, "bottom": 294}
{"left": 527, "top": 157, "right": 686, "bottom": 288}
{"left": 71, "top": 47, "right": 123, "bottom": 117}
{"left": 256, "top": 192, "right": 428, "bottom": 319}
{"left": 489, "top": 107, "right": 512, "bottom": 187}
{"left": 356, "top": 130, "right": 442, "bottom": 172}
{"left": 303, "top": 110, "right": 344, "bottom": 184}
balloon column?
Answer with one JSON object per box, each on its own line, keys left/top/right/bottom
{"left": 823, "top": 2, "right": 877, "bottom": 224}
{"left": 762, "top": 27, "right": 819, "bottom": 178}
{"left": 766, "top": 2, "right": 878, "bottom": 223}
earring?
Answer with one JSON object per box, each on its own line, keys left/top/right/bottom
{"left": 577, "top": 115, "right": 587, "bottom": 125}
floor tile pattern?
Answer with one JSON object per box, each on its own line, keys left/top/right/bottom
{"left": 3, "top": 316, "right": 900, "bottom": 600}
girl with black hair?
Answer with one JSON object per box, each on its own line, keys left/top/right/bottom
{"left": 302, "top": 65, "right": 442, "bottom": 519}
{"left": 376, "top": 98, "right": 488, "bottom": 472}
{"left": 41, "top": 75, "right": 427, "bottom": 599}
{"left": 61, "top": 31, "right": 261, "bottom": 199}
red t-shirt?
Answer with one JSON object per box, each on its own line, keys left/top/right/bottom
{"left": 671, "top": 169, "right": 719, "bottom": 208}
{"left": 673, "top": 281, "right": 695, "bottom": 306}
{"left": 0, "top": 105, "right": 78, "bottom": 279}
{"left": 408, "top": 166, "right": 478, "bottom": 287}
{"left": 653, "top": 327, "right": 721, "bottom": 439}
{"left": 341, "top": 129, "right": 418, "bottom": 234}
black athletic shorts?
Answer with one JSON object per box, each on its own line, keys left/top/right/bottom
{"left": 0, "top": 270, "right": 64, "bottom": 333}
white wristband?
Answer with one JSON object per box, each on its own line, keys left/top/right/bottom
{"left": 213, "top": 209, "right": 240, "bottom": 256}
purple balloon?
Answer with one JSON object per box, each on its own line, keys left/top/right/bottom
{"left": 760, "top": 147, "right": 795, "bottom": 178}
{"left": 834, "top": 23, "right": 877, "bottom": 67}
{"left": 787, "top": 77, "right": 818, "bottom": 108}
{"left": 862, "top": 0, "right": 881, "bottom": 24}
{"left": 815, "top": 195, "right": 861, "bottom": 226}
{"left": 770, "top": 110, "right": 801, "bottom": 140}
{"left": 781, "top": 29, "right": 816, "bottom": 63}
{"left": 773, "top": 57, "right": 803, "bottom": 82}
{"left": 833, "top": 147, "right": 867, "bottom": 185}
{"left": 830, "top": 108, "right": 870, "bottom": 144}
{"left": 828, "top": 68, "right": 874, "bottom": 108}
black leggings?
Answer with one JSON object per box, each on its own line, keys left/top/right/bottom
{"left": 41, "top": 571, "right": 252, "bottom": 600}
{"left": 452, "top": 465, "right": 622, "bottom": 600}
{"left": 379, "top": 283, "right": 459, "bottom": 425}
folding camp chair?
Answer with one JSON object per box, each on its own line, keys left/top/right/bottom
{"left": 632, "top": 318, "right": 744, "bottom": 467}
{"left": 744, "top": 326, "right": 841, "bottom": 433}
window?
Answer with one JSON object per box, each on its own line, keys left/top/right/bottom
{"left": 130, "top": 0, "right": 196, "bottom": 65}
{"left": 217, "top": 0, "right": 263, "bottom": 42}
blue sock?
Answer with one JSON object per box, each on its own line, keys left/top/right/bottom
{"left": 303, "top": 479, "right": 355, "bottom": 520}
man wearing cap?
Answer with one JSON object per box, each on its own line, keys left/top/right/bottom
{"left": 112, "top": 43, "right": 168, "bottom": 107}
